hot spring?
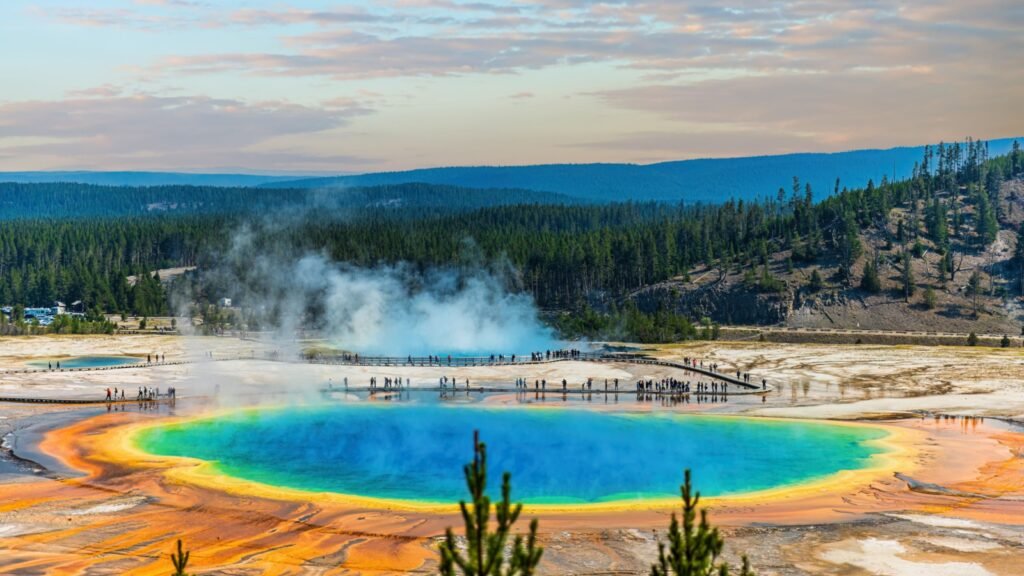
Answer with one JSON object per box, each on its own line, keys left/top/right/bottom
{"left": 135, "top": 404, "right": 889, "bottom": 506}
{"left": 29, "top": 355, "right": 141, "bottom": 369}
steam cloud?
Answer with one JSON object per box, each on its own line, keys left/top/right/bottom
{"left": 181, "top": 225, "right": 560, "bottom": 356}
{"left": 282, "top": 255, "right": 557, "bottom": 355}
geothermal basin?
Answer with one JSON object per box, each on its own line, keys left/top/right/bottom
{"left": 132, "top": 402, "right": 892, "bottom": 508}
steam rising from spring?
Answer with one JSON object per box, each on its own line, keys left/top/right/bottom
{"left": 286, "top": 255, "right": 558, "bottom": 355}
{"left": 183, "top": 223, "right": 559, "bottom": 356}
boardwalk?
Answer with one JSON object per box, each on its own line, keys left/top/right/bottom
{"left": 0, "top": 352, "right": 772, "bottom": 404}
{"left": 314, "top": 353, "right": 772, "bottom": 395}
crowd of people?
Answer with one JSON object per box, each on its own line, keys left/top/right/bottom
{"left": 635, "top": 378, "right": 727, "bottom": 395}
{"left": 368, "top": 376, "right": 411, "bottom": 391}
{"left": 347, "top": 368, "right": 763, "bottom": 396}
{"left": 529, "top": 349, "right": 584, "bottom": 361}
{"left": 681, "top": 356, "right": 768, "bottom": 390}
{"left": 104, "top": 385, "right": 176, "bottom": 402}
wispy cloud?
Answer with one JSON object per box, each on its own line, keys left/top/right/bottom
{"left": 8, "top": 0, "right": 1023, "bottom": 170}
{"left": 0, "top": 93, "right": 375, "bottom": 171}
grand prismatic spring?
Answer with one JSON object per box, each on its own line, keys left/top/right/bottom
{"left": 133, "top": 404, "right": 890, "bottom": 506}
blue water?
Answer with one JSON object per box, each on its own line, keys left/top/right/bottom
{"left": 29, "top": 355, "right": 141, "bottom": 369}
{"left": 137, "top": 404, "right": 887, "bottom": 504}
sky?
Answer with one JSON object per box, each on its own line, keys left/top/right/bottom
{"left": 0, "top": 0, "right": 1021, "bottom": 174}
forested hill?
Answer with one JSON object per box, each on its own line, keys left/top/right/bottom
{"left": 266, "top": 138, "right": 1022, "bottom": 203}
{"left": 1, "top": 138, "right": 1021, "bottom": 340}
{"left": 0, "top": 182, "right": 574, "bottom": 219}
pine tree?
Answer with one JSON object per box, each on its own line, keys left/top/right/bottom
{"left": 926, "top": 198, "right": 948, "bottom": 248}
{"left": 1013, "top": 223, "right": 1024, "bottom": 295}
{"left": 170, "top": 539, "right": 191, "bottom": 576}
{"left": 901, "top": 251, "right": 915, "bottom": 301}
{"left": 650, "top": 470, "right": 755, "bottom": 576}
{"left": 974, "top": 187, "right": 998, "bottom": 246}
{"left": 860, "top": 259, "right": 881, "bottom": 293}
{"left": 837, "top": 209, "right": 862, "bottom": 286}
{"left": 967, "top": 270, "right": 983, "bottom": 317}
{"left": 922, "top": 286, "right": 937, "bottom": 310}
{"left": 439, "top": 432, "right": 542, "bottom": 576}
{"left": 808, "top": 269, "right": 823, "bottom": 292}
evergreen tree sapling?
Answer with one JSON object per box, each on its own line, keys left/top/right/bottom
{"left": 170, "top": 539, "right": 191, "bottom": 576}
{"left": 439, "top": 431, "right": 543, "bottom": 576}
{"left": 651, "top": 470, "right": 755, "bottom": 576}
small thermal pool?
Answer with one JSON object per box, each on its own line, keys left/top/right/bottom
{"left": 135, "top": 404, "right": 889, "bottom": 505}
{"left": 29, "top": 355, "right": 142, "bottom": 369}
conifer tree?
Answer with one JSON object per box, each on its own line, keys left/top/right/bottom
{"left": 439, "top": 432, "right": 542, "bottom": 576}
{"left": 922, "top": 286, "right": 937, "bottom": 310}
{"left": 808, "top": 269, "right": 823, "bottom": 292}
{"left": 860, "top": 259, "right": 881, "bottom": 293}
{"left": 901, "top": 251, "right": 915, "bottom": 301}
{"left": 651, "top": 470, "right": 755, "bottom": 576}
{"left": 1013, "top": 222, "right": 1024, "bottom": 295}
{"left": 170, "top": 539, "right": 191, "bottom": 576}
{"left": 967, "top": 270, "right": 983, "bottom": 317}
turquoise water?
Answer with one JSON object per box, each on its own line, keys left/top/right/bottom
{"left": 29, "top": 355, "right": 141, "bottom": 369}
{"left": 136, "top": 404, "right": 888, "bottom": 504}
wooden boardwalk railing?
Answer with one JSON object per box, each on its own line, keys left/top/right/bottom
{"left": 0, "top": 351, "right": 772, "bottom": 404}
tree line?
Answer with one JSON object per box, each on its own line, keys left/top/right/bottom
{"left": 0, "top": 139, "right": 1019, "bottom": 339}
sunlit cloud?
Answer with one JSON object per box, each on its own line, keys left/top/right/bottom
{"left": 4, "top": 0, "right": 1021, "bottom": 171}
{"left": 0, "top": 93, "right": 376, "bottom": 171}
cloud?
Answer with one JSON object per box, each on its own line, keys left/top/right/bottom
{"left": 16, "top": 0, "right": 1024, "bottom": 166}
{"left": 588, "top": 66, "right": 1023, "bottom": 150}
{"left": 38, "top": 1, "right": 1024, "bottom": 82}
{"left": 117, "top": 0, "right": 1017, "bottom": 85}
{"left": 0, "top": 93, "right": 376, "bottom": 171}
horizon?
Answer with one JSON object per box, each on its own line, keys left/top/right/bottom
{"left": 4, "top": 136, "right": 1021, "bottom": 178}
{"left": 1, "top": 1, "right": 1021, "bottom": 173}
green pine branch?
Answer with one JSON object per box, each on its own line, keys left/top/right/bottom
{"left": 439, "top": 431, "right": 543, "bottom": 576}
{"left": 651, "top": 470, "right": 756, "bottom": 576}
{"left": 170, "top": 538, "right": 191, "bottom": 576}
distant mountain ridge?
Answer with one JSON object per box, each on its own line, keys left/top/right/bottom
{"left": 268, "top": 139, "right": 1020, "bottom": 203}
{"left": 4, "top": 138, "right": 1019, "bottom": 204}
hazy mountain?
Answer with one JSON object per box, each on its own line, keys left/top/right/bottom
{"left": 6, "top": 139, "right": 1019, "bottom": 205}
{"left": 268, "top": 138, "right": 1021, "bottom": 203}
{"left": 0, "top": 182, "right": 575, "bottom": 220}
